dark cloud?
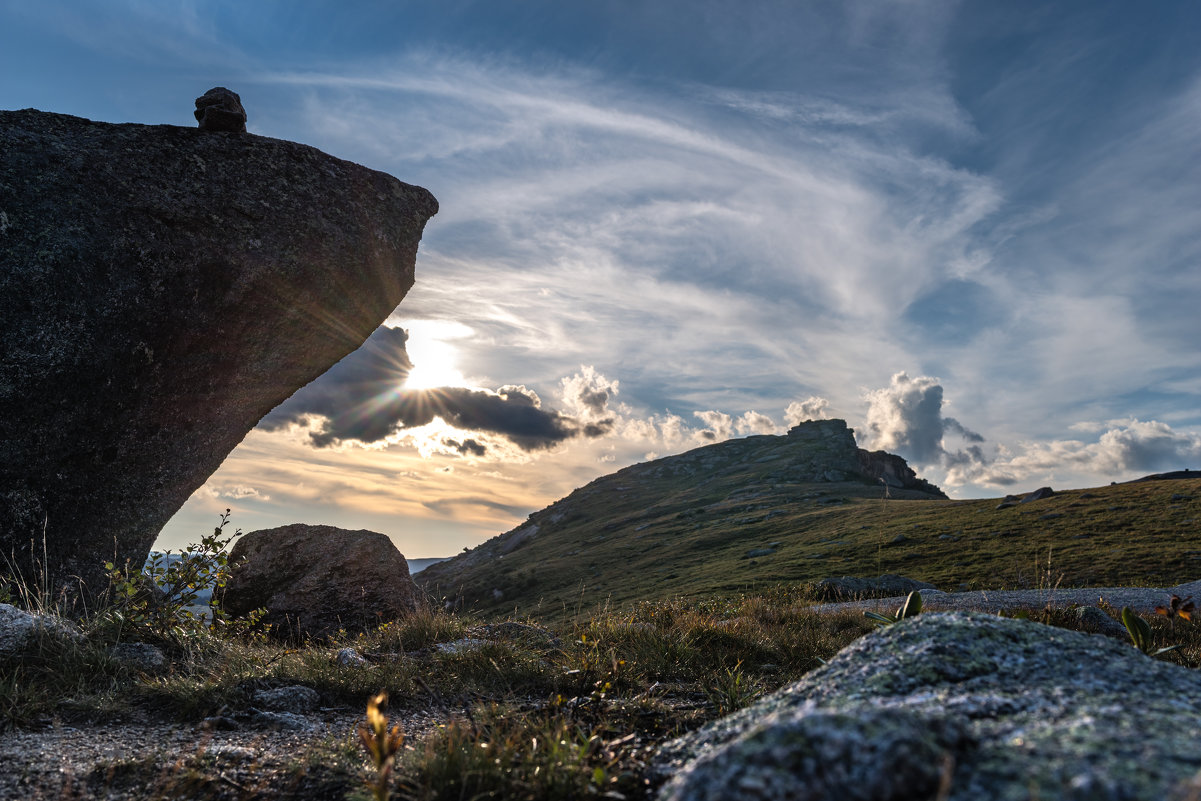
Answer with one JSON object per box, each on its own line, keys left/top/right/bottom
{"left": 944, "top": 417, "right": 985, "bottom": 443}
{"left": 421, "top": 497, "right": 533, "bottom": 517}
{"left": 582, "top": 419, "right": 616, "bottom": 438}
{"left": 446, "top": 438, "right": 487, "bottom": 456}
{"left": 260, "top": 325, "right": 610, "bottom": 451}
{"left": 577, "top": 387, "right": 609, "bottom": 416}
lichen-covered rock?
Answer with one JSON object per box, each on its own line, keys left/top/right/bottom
{"left": 108, "top": 642, "right": 168, "bottom": 674}
{"left": 252, "top": 685, "right": 320, "bottom": 714}
{"left": 0, "top": 109, "right": 437, "bottom": 604}
{"left": 336, "top": 647, "right": 370, "bottom": 667}
{"left": 222, "top": 524, "right": 422, "bottom": 638}
{"left": 0, "top": 603, "right": 82, "bottom": 657}
{"left": 655, "top": 612, "right": 1201, "bottom": 800}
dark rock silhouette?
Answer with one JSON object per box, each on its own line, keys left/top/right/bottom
{"left": 193, "top": 86, "right": 247, "bottom": 132}
{"left": 221, "top": 524, "right": 423, "bottom": 638}
{"left": 0, "top": 109, "right": 437, "bottom": 603}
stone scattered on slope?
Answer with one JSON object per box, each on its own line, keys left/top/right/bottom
{"left": 0, "top": 109, "right": 437, "bottom": 603}
{"left": 222, "top": 524, "right": 423, "bottom": 638}
{"left": 655, "top": 612, "right": 1201, "bottom": 801}
{"left": 417, "top": 419, "right": 946, "bottom": 608}
{"left": 812, "top": 573, "right": 937, "bottom": 601}
{"left": 252, "top": 686, "right": 320, "bottom": 714}
{"left": 108, "top": 642, "right": 168, "bottom": 674}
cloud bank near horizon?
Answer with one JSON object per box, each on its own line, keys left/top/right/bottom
{"left": 258, "top": 334, "right": 1201, "bottom": 497}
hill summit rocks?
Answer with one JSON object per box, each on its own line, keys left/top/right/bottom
{"left": 0, "top": 108, "right": 437, "bottom": 602}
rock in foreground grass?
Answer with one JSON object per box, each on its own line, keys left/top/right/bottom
{"left": 656, "top": 611, "right": 1201, "bottom": 801}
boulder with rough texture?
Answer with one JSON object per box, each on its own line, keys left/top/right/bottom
{"left": 193, "top": 86, "right": 247, "bottom": 132}
{"left": 812, "top": 573, "right": 937, "bottom": 600}
{"left": 0, "top": 109, "right": 437, "bottom": 603}
{"left": 221, "top": 524, "right": 423, "bottom": 638}
{"left": 0, "top": 603, "right": 82, "bottom": 657}
{"left": 108, "top": 642, "right": 168, "bottom": 674}
{"left": 252, "top": 685, "right": 320, "bottom": 714}
{"left": 1022, "top": 486, "right": 1055, "bottom": 502}
{"left": 655, "top": 612, "right": 1201, "bottom": 800}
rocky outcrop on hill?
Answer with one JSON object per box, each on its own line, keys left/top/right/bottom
{"left": 0, "top": 108, "right": 437, "bottom": 603}
{"left": 222, "top": 524, "right": 423, "bottom": 638}
{"left": 417, "top": 419, "right": 945, "bottom": 613}
{"left": 655, "top": 612, "right": 1201, "bottom": 800}
{"left": 642, "top": 419, "right": 946, "bottom": 497}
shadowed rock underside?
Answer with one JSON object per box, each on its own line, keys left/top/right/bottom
{"left": 0, "top": 109, "right": 437, "bottom": 602}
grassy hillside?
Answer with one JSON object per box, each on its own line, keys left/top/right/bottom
{"left": 417, "top": 428, "right": 1201, "bottom": 624}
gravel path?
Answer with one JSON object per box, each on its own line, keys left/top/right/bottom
{"left": 810, "top": 579, "right": 1201, "bottom": 616}
{"left": 0, "top": 706, "right": 443, "bottom": 800}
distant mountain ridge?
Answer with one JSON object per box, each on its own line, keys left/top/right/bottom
{"left": 416, "top": 419, "right": 947, "bottom": 617}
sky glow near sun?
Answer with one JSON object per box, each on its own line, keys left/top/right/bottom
{"left": 4, "top": 1, "right": 1200, "bottom": 557}
{"left": 396, "top": 319, "right": 475, "bottom": 391}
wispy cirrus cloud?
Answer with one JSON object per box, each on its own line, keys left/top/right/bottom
{"left": 21, "top": 1, "right": 1199, "bottom": 551}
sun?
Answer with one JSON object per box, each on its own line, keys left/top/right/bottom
{"left": 401, "top": 319, "right": 475, "bottom": 390}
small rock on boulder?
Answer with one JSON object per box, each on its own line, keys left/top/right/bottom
{"left": 812, "top": 573, "right": 936, "bottom": 601}
{"left": 222, "top": 525, "right": 422, "bottom": 638}
{"left": 194, "top": 86, "right": 247, "bottom": 132}
{"left": 655, "top": 612, "right": 1201, "bottom": 800}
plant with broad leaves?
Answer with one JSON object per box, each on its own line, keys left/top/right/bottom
{"left": 1121, "top": 606, "right": 1183, "bottom": 657}
{"left": 865, "top": 590, "right": 923, "bottom": 627}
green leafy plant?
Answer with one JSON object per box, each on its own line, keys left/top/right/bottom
{"left": 92, "top": 510, "right": 267, "bottom": 645}
{"left": 704, "top": 660, "right": 761, "bottom": 716}
{"left": 1121, "top": 606, "right": 1183, "bottom": 657}
{"left": 865, "top": 590, "right": 923, "bottom": 627}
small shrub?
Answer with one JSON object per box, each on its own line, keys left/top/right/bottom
{"left": 703, "top": 660, "right": 761, "bottom": 716}
{"left": 90, "top": 510, "right": 268, "bottom": 646}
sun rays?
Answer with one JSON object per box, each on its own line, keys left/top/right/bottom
{"left": 399, "top": 319, "right": 476, "bottom": 390}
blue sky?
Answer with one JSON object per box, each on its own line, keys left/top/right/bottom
{"left": 4, "top": 1, "right": 1200, "bottom": 556}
